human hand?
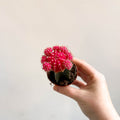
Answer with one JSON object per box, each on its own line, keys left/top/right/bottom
{"left": 53, "top": 58, "right": 120, "bottom": 120}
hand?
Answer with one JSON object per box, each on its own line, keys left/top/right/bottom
{"left": 53, "top": 58, "right": 120, "bottom": 120}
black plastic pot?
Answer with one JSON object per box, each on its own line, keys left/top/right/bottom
{"left": 47, "top": 63, "right": 77, "bottom": 86}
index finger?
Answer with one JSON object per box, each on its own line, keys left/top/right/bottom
{"left": 72, "top": 58, "right": 98, "bottom": 83}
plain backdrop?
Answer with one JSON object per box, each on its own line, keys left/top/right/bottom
{"left": 0, "top": 0, "right": 120, "bottom": 120}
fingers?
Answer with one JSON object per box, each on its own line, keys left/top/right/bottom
{"left": 53, "top": 85, "right": 80, "bottom": 100}
{"left": 53, "top": 80, "right": 86, "bottom": 100}
{"left": 72, "top": 80, "right": 86, "bottom": 88}
{"left": 72, "top": 58, "right": 98, "bottom": 83}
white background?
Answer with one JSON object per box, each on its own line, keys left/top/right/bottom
{"left": 0, "top": 0, "right": 120, "bottom": 120}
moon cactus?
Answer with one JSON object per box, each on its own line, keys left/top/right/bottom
{"left": 41, "top": 46, "right": 77, "bottom": 86}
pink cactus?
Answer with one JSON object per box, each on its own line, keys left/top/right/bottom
{"left": 64, "top": 60, "right": 73, "bottom": 70}
{"left": 41, "top": 46, "right": 73, "bottom": 72}
{"left": 44, "top": 47, "right": 53, "bottom": 56}
{"left": 43, "top": 62, "right": 51, "bottom": 72}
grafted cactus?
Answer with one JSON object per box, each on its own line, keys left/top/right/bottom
{"left": 41, "top": 45, "right": 77, "bottom": 86}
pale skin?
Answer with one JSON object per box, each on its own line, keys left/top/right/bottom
{"left": 53, "top": 58, "right": 120, "bottom": 120}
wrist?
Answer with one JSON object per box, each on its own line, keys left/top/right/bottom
{"left": 89, "top": 103, "right": 120, "bottom": 120}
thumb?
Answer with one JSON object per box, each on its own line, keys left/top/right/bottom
{"left": 53, "top": 85, "right": 80, "bottom": 100}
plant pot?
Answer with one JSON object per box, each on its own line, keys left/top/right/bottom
{"left": 47, "top": 63, "right": 77, "bottom": 86}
